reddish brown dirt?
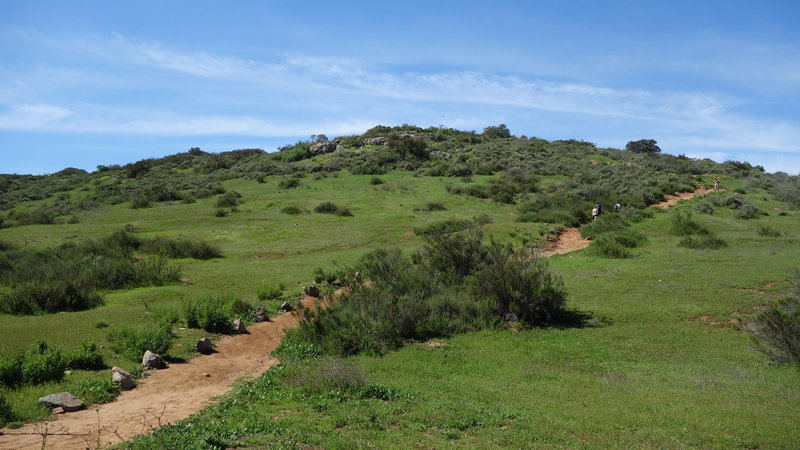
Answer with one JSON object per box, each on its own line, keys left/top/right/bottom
{"left": 0, "top": 306, "right": 307, "bottom": 450}
{"left": 541, "top": 227, "right": 591, "bottom": 257}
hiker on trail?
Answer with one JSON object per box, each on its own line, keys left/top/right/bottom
{"left": 714, "top": 177, "right": 720, "bottom": 191}
{"left": 592, "top": 206, "right": 599, "bottom": 221}
{"left": 614, "top": 202, "right": 621, "bottom": 213}
{"left": 595, "top": 202, "right": 602, "bottom": 216}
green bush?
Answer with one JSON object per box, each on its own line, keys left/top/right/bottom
{"left": 671, "top": 210, "right": 709, "bottom": 236}
{"left": 749, "top": 283, "right": 800, "bottom": 365}
{"left": 292, "top": 226, "right": 566, "bottom": 356}
{"left": 65, "top": 340, "right": 106, "bottom": 370}
{"left": 314, "top": 201, "right": 338, "bottom": 213}
{"left": 734, "top": 204, "right": 761, "bottom": 219}
{"left": 140, "top": 236, "right": 222, "bottom": 260}
{"left": 257, "top": 281, "right": 286, "bottom": 301}
{"left": 579, "top": 213, "right": 628, "bottom": 238}
{"left": 369, "top": 176, "right": 384, "bottom": 185}
{"left": 0, "top": 393, "right": 14, "bottom": 427}
{"left": 587, "top": 235, "right": 632, "bottom": 258}
{"left": 278, "top": 178, "right": 301, "bottom": 189}
{"left": 281, "top": 205, "right": 303, "bottom": 215}
{"left": 107, "top": 323, "right": 175, "bottom": 362}
{"left": 694, "top": 202, "right": 715, "bottom": 215}
{"left": 757, "top": 225, "right": 782, "bottom": 237}
{"left": 216, "top": 191, "right": 241, "bottom": 207}
{"left": 679, "top": 235, "right": 728, "bottom": 250}
{"left": 182, "top": 294, "right": 253, "bottom": 333}
{"left": 73, "top": 378, "right": 121, "bottom": 405}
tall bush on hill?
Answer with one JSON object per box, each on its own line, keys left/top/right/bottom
{"left": 289, "top": 224, "right": 566, "bottom": 356}
{"left": 748, "top": 268, "right": 800, "bottom": 365}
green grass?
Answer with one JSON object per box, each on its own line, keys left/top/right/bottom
{"left": 2, "top": 168, "right": 800, "bottom": 446}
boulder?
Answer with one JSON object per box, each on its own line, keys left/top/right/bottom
{"left": 280, "top": 301, "right": 293, "bottom": 312}
{"left": 230, "top": 318, "right": 247, "bottom": 334}
{"left": 304, "top": 285, "right": 320, "bottom": 297}
{"left": 255, "top": 303, "right": 267, "bottom": 322}
{"left": 142, "top": 350, "right": 163, "bottom": 370}
{"left": 38, "top": 392, "right": 84, "bottom": 412}
{"left": 363, "top": 137, "right": 388, "bottom": 146}
{"left": 195, "top": 337, "right": 214, "bottom": 355}
{"left": 112, "top": 366, "right": 134, "bottom": 390}
{"left": 310, "top": 139, "right": 340, "bottom": 156}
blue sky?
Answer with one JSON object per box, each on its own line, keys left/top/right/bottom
{"left": 1, "top": 0, "right": 799, "bottom": 174}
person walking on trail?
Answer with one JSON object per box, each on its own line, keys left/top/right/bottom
{"left": 595, "top": 202, "right": 602, "bottom": 216}
{"left": 592, "top": 206, "right": 599, "bottom": 221}
{"left": 614, "top": 202, "right": 621, "bottom": 213}
{"left": 714, "top": 177, "right": 720, "bottom": 191}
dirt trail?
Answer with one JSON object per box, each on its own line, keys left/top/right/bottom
{"left": 0, "top": 187, "right": 717, "bottom": 449}
{"left": 0, "top": 306, "right": 306, "bottom": 449}
{"left": 540, "top": 186, "right": 714, "bottom": 257}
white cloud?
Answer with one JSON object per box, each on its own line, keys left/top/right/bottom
{"left": 0, "top": 103, "right": 73, "bottom": 130}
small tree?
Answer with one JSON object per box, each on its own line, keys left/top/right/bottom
{"left": 483, "top": 124, "right": 511, "bottom": 139}
{"left": 625, "top": 139, "right": 661, "bottom": 154}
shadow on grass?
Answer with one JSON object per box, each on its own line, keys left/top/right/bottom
{"left": 549, "top": 309, "right": 607, "bottom": 329}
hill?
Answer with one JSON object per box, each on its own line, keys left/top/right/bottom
{"left": 0, "top": 125, "right": 799, "bottom": 448}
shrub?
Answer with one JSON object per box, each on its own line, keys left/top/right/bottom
{"left": 413, "top": 219, "right": 472, "bottom": 236}
{"left": 579, "top": 214, "right": 628, "bottom": 238}
{"left": 587, "top": 235, "right": 631, "bottom": 258}
{"left": 130, "top": 196, "right": 151, "bottom": 209}
{"left": 107, "top": 323, "right": 175, "bottom": 362}
{"left": 140, "top": 236, "right": 222, "bottom": 260}
{"left": 333, "top": 206, "right": 353, "bottom": 217}
{"left": 21, "top": 341, "right": 67, "bottom": 386}
{"left": 257, "top": 281, "right": 286, "bottom": 301}
{"left": 422, "top": 202, "right": 447, "bottom": 212}
{"left": 65, "top": 340, "right": 105, "bottom": 370}
{"left": 182, "top": 294, "right": 252, "bottom": 333}
{"left": 694, "top": 202, "right": 715, "bottom": 215}
{"left": 748, "top": 269, "right": 800, "bottom": 365}
{"left": 369, "top": 176, "right": 384, "bottom": 185}
{"left": 679, "top": 235, "right": 728, "bottom": 250}
{"left": 671, "top": 210, "right": 709, "bottom": 236}
{"left": 278, "top": 178, "right": 301, "bottom": 189}
{"left": 215, "top": 208, "right": 228, "bottom": 217}
{"left": 281, "top": 205, "right": 303, "bottom": 215}
{"left": 757, "top": 225, "right": 782, "bottom": 237}
{"left": 0, "top": 393, "right": 14, "bottom": 427}
{"left": 73, "top": 378, "right": 120, "bottom": 405}
{"left": 734, "top": 204, "right": 761, "bottom": 220}
{"left": 314, "top": 201, "right": 338, "bottom": 214}
{"left": 216, "top": 191, "right": 241, "bottom": 207}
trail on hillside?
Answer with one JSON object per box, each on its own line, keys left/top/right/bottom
{"left": 540, "top": 186, "right": 715, "bottom": 257}
{"left": 0, "top": 306, "right": 306, "bottom": 450}
{"left": 0, "top": 186, "right": 716, "bottom": 449}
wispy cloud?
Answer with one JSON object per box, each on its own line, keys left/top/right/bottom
{"left": 0, "top": 103, "right": 73, "bottom": 130}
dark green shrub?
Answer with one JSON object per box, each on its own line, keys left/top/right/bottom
{"left": 579, "top": 214, "right": 628, "bottom": 238}
{"left": 369, "top": 176, "right": 384, "bottom": 185}
{"left": 278, "top": 178, "right": 301, "bottom": 189}
{"left": 413, "top": 219, "right": 471, "bottom": 236}
{"left": 130, "top": 196, "right": 151, "bottom": 209}
{"left": 107, "top": 323, "right": 175, "bottom": 362}
{"left": 671, "top": 210, "right": 709, "bottom": 236}
{"left": 749, "top": 291, "right": 800, "bottom": 365}
{"left": 21, "top": 341, "right": 67, "bottom": 385}
{"left": 73, "top": 378, "right": 120, "bottom": 404}
{"left": 215, "top": 208, "right": 228, "bottom": 217}
{"left": 694, "top": 202, "right": 715, "bottom": 215}
{"left": 333, "top": 206, "right": 353, "bottom": 217}
{"left": 0, "top": 280, "right": 103, "bottom": 315}
{"left": 587, "top": 235, "right": 632, "bottom": 258}
{"left": 679, "top": 235, "right": 728, "bottom": 249}
{"left": 0, "top": 393, "right": 14, "bottom": 427}
{"left": 423, "top": 202, "right": 447, "bottom": 211}
{"left": 182, "top": 294, "right": 251, "bottom": 333}
{"left": 734, "top": 204, "right": 761, "bottom": 219}
{"left": 140, "top": 236, "right": 222, "bottom": 260}
{"left": 257, "top": 281, "right": 285, "bottom": 301}
{"left": 757, "top": 225, "right": 782, "bottom": 237}
{"left": 281, "top": 205, "right": 303, "bottom": 215}
{"left": 216, "top": 191, "right": 241, "bottom": 207}
{"left": 314, "top": 201, "right": 338, "bottom": 213}
{"left": 65, "top": 340, "right": 105, "bottom": 370}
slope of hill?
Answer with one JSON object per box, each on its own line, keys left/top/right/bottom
{"left": 0, "top": 125, "right": 798, "bottom": 448}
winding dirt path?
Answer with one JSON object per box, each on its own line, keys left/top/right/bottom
{"left": 0, "top": 186, "right": 717, "bottom": 449}
{"left": 540, "top": 186, "right": 715, "bottom": 257}
{"left": 0, "top": 307, "right": 305, "bottom": 449}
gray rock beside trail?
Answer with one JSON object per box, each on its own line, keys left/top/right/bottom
{"left": 112, "top": 366, "right": 134, "bottom": 390}
{"left": 38, "top": 392, "right": 85, "bottom": 412}
{"left": 142, "top": 350, "right": 163, "bottom": 369}
{"left": 255, "top": 303, "right": 267, "bottom": 322}
{"left": 230, "top": 318, "right": 247, "bottom": 334}
{"left": 195, "top": 337, "right": 214, "bottom": 355}
{"left": 304, "top": 285, "right": 320, "bottom": 297}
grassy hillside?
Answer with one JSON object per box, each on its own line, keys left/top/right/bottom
{"left": 1, "top": 125, "right": 799, "bottom": 446}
